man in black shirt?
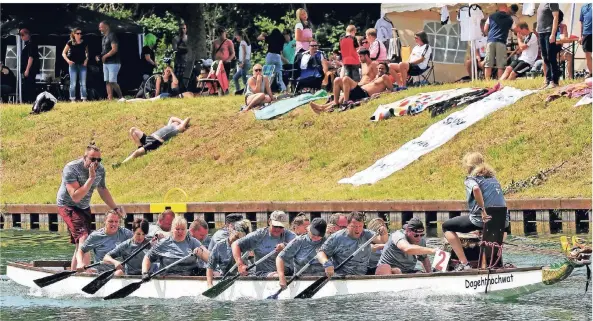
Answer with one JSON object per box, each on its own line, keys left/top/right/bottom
{"left": 96, "top": 21, "right": 123, "bottom": 100}
{"left": 19, "top": 28, "right": 40, "bottom": 103}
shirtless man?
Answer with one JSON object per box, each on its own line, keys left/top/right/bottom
{"left": 310, "top": 61, "right": 392, "bottom": 113}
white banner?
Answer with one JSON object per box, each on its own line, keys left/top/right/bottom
{"left": 339, "top": 87, "right": 534, "bottom": 186}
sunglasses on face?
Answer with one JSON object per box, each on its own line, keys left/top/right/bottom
{"left": 75, "top": 32, "right": 82, "bottom": 35}
{"left": 88, "top": 157, "right": 102, "bottom": 163}
{"left": 254, "top": 69, "right": 262, "bottom": 72}
{"left": 411, "top": 231, "right": 425, "bottom": 237}
{"left": 311, "top": 45, "right": 319, "bottom": 47}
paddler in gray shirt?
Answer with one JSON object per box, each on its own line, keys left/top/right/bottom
{"left": 375, "top": 217, "right": 435, "bottom": 275}
{"left": 232, "top": 211, "right": 296, "bottom": 277}
{"left": 277, "top": 218, "right": 327, "bottom": 288}
{"left": 147, "top": 209, "right": 175, "bottom": 240}
{"left": 113, "top": 116, "right": 190, "bottom": 168}
{"left": 317, "top": 212, "right": 389, "bottom": 276}
{"left": 78, "top": 210, "right": 133, "bottom": 272}
{"left": 103, "top": 219, "right": 154, "bottom": 275}
{"left": 208, "top": 213, "right": 245, "bottom": 252}
{"left": 206, "top": 219, "right": 252, "bottom": 288}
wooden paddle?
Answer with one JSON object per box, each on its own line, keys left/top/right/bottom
{"left": 267, "top": 257, "right": 317, "bottom": 300}
{"left": 103, "top": 253, "right": 194, "bottom": 300}
{"left": 81, "top": 241, "right": 151, "bottom": 294}
{"left": 202, "top": 249, "right": 277, "bottom": 299}
{"left": 33, "top": 262, "right": 102, "bottom": 288}
{"left": 294, "top": 232, "right": 377, "bottom": 299}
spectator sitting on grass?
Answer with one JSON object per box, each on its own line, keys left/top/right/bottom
{"left": 113, "top": 117, "right": 190, "bottom": 168}
{"left": 241, "top": 64, "right": 275, "bottom": 112}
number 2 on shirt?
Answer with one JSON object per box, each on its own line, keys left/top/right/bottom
{"left": 431, "top": 250, "right": 451, "bottom": 272}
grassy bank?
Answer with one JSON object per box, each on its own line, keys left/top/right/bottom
{"left": 1, "top": 78, "right": 590, "bottom": 204}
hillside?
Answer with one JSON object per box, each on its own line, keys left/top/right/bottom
{"left": 1, "top": 78, "right": 591, "bottom": 204}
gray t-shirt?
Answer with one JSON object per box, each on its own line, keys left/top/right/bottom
{"left": 278, "top": 234, "right": 326, "bottom": 275}
{"left": 147, "top": 236, "right": 202, "bottom": 275}
{"left": 151, "top": 124, "right": 179, "bottom": 142}
{"left": 320, "top": 229, "right": 375, "bottom": 275}
{"left": 237, "top": 227, "right": 296, "bottom": 274}
{"left": 368, "top": 247, "right": 382, "bottom": 269}
{"left": 378, "top": 230, "right": 426, "bottom": 273}
{"left": 106, "top": 238, "right": 151, "bottom": 275}
{"left": 207, "top": 238, "right": 234, "bottom": 274}
{"left": 208, "top": 228, "right": 229, "bottom": 252}
{"left": 465, "top": 176, "right": 507, "bottom": 227}
{"left": 536, "top": 3, "right": 560, "bottom": 33}
{"left": 101, "top": 32, "right": 120, "bottom": 64}
{"left": 56, "top": 158, "right": 106, "bottom": 209}
{"left": 80, "top": 227, "right": 133, "bottom": 272}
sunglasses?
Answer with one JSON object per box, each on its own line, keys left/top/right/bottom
{"left": 88, "top": 157, "right": 102, "bottom": 163}
{"left": 75, "top": 32, "right": 82, "bottom": 35}
{"left": 254, "top": 69, "right": 262, "bottom": 72}
{"left": 411, "top": 231, "right": 425, "bottom": 237}
{"left": 311, "top": 45, "right": 319, "bottom": 47}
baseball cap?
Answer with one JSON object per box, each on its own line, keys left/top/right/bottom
{"left": 270, "top": 210, "right": 289, "bottom": 228}
{"left": 404, "top": 217, "right": 424, "bottom": 232}
{"left": 309, "top": 218, "right": 327, "bottom": 237}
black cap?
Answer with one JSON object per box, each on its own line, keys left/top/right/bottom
{"left": 405, "top": 217, "right": 424, "bottom": 232}
{"left": 310, "top": 218, "right": 327, "bottom": 237}
{"left": 226, "top": 214, "right": 244, "bottom": 224}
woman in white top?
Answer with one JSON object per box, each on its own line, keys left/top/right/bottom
{"left": 233, "top": 30, "right": 251, "bottom": 92}
{"left": 388, "top": 31, "right": 432, "bottom": 87}
{"left": 295, "top": 8, "right": 314, "bottom": 54}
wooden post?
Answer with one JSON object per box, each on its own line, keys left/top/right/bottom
{"left": 214, "top": 213, "right": 226, "bottom": 230}
{"left": 21, "top": 214, "right": 31, "bottom": 230}
{"left": 365, "top": 212, "right": 379, "bottom": 221}
{"left": 153, "top": 214, "right": 159, "bottom": 223}
{"left": 561, "top": 210, "right": 576, "bottom": 234}
{"left": 389, "top": 212, "right": 402, "bottom": 231}
{"left": 39, "top": 213, "right": 49, "bottom": 231}
{"left": 509, "top": 210, "right": 524, "bottom": 236}
{"left": 2, "top": 214, "right": 13, "bottom": 230}
{"left": 57, "top": 214, "right": 67, "bottom": 233}
{"left": 436, "top": 212, "right": 450, "bottom": 237}
{"left": 194, "top": 213, "right": 205, "bottom": 221}
{"left": 536, "top": 210, "right": 550, "bottom": 236}
{"left": 256, "top": 212, "right": 268, "bottom": 229}
{"left": 95, "top": 214, "right": 105, "bottom": 230}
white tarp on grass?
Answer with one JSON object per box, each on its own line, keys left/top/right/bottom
{"left": 339, "top": 86, "right": 534, "bottom": 186}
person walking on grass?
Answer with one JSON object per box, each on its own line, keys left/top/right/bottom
{"left": 56, "top": 143, "right": 125, "bottom": 272}
{"left": 62, "top": 27, "right": 88, "bottom": 102}
{"left": 536, "top": 3, "right": 561, "bottom": 89}
{"left": 96, "top": 21, "right": 123, "bottom": 100}
{"left": 113, "top": 116, "right": 190, "bottom": 168}
{"left": 233, "top": 30, "right": 251, "bottom": 94}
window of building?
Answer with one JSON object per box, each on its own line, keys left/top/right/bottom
{"left": 5, "top": 45, "right": 56, "bottom": 79}
{"left": 423, "top": 21, "right": 467, "bottom": 64}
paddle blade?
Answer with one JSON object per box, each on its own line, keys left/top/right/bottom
{"left": 81, "top": 269, "right": 115, "bottom": 294}
{"left": 33, "top": 270, "right": 75, "bottom": 288}
{"left": 103, "top": 281, "right": 143, "bottom": 300}
{"left": 266, "top": 289, "right": 282, "bottom": 300}
{"left": 560, "top": 236, "right": 570, "bottom": 254}
{"left": 294, "top": 276, "right": 329, "bottom": 299}
{"left": 201, "top": 275, "right": 240, "bottom": 299}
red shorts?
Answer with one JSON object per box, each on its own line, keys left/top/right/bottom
{"left": 58, "top": 206, "right": 92, "bottom": 244}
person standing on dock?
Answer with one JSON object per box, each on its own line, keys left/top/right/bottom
{"left": 56, "top": 143, "right": 125, "bottom": 271}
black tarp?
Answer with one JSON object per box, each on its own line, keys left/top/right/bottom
{"left": 1, "top": 4, "right": 144, "bottom": 97}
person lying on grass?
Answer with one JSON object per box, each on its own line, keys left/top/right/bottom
{"left": 241, "top": 63, "right": 276, "bottom": 112}
{"left": 310, "top": 62, "right": 392, "bottom": 113}
{"left": 112, "top": 116, "right": 190, "bottom": 168}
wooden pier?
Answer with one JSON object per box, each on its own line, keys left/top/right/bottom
{"left": 1, "top": 199, "right": 590, "bottom": 237}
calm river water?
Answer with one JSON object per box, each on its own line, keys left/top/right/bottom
{"left": 0, "top": 230, "right": 591, "bottom": 321}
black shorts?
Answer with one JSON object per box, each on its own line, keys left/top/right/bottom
{"left": 442, "top": 215, "right": 480, "bottom": 233}
{"left": 584, "top": 34, "right": 592, "bottom": 53}
{"left": 510, "top": 60, "right": 532, "bottom": 76}
{"left": 348, "top": 85, "right": 369, "bottom": 101}
{"left": 409, "top": 64, "right": 428, "bottom": 76}
{"left": 139, "top": 134, "right": 163, "bottom": 152}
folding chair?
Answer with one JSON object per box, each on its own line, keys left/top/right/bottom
{"left": 407, "top": 52, "right": 435, "bottom": 87}
{"left": 195, "top": 60, "right": 223, "bottom": 96}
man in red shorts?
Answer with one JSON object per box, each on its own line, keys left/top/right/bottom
{"left": 56, "top": 144, "right": 124, "bottom": 271}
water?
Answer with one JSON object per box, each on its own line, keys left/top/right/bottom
{"left": 1, "top": 230, "right": 591, "bottom": 321}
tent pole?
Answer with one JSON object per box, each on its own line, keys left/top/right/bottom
{"left": 569, "top": 3, "right": 575, "bottom": 36}
{"left": 138, "top": 34, "right": 144, "bottom": 58}
{"left": 16, "top": 34, "right": 22, "bottom": 103}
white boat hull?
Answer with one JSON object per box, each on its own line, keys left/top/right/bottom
{"left": 7, "top": 262, "right": 554, "bottom": 301}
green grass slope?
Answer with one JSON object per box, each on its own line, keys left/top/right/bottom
{"left": 1, "top": 78, "right": 590, "bottom": 204}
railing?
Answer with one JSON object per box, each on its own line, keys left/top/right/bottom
{"left": 1, "top": 199, "right": 590, "bottom": 237}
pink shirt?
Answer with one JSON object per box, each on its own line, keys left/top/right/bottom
{"left": 295, "top": 22, "right": 312, "bottom": 52}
